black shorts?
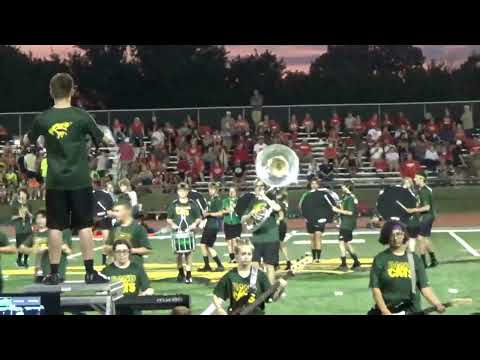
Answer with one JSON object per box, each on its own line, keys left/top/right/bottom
{"left": 252, "top": 241, "right": 279, "bottom": 266}
{"left": 279, "top": 221, "right": 287, "bottom": 241}
{"left": 200, "top": 227, "right": 218, "bottom": 247}
{"left": 16, "top": 233, "right": 33, "bottom": 248}
{"left": 306, "top": 221, "right": 325, "bottom": 234}
{"left": 94, "top": 218, "right": 113, "bottom": 230}
{"left": 419, "top": 217, "right": 435, "bottom": 237}
{"left": 224, "top": 223, "right": 242, "bottom": 240}
{"left": 46, "top": 187, "right": 94, "bottom": 231}
{"left": 339, "top": 229, "right": 353, "bottom": 242}
{"left": 407, "top": 224, "right": 420, "bottom": 239}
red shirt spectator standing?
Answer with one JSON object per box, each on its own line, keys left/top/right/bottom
{"left": 233, "top": 143, "right": 249, "bottom": 164}
{"left": 289, "top": 114, "right": 299, "bottom": 133}
{"left": 324, "top": 142, "right": 338, "bottom": 165}
{"left": 396, "top": 112, "right": 410, "bottom": 128}
{"left": 330, "top": 112, "right": 342, "bottom": 131}
{"left": 303, "top": 113, "right": 314, "bottom": 134}
{"left": 400, "top": 153, "right": 421, "bottom": 179}
{"left": 130, "top": 117, "right": 145, "bottom": 137}
{"left": 297, "top": 139, "right": 313, "bottom": 163}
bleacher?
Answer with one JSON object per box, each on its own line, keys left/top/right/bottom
{"left": 158, "top": 130, "right": 480, "bottom": 191}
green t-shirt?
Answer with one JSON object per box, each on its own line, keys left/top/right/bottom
{"left": 107, "top": 221, "right": 152, "bottom": 265}
{"left": 166, "top": 199, "right": 201, "bottom": 231}
{"left": 205, "top": 195, "right": 223, "bottom": 231}
{"left": 0, "top": 231, "right": 9, "bottom": 292}
{"left": 369, "top": 249, "right": 429, "bottom": 313}
{"left": 11, "top": 202, "right": 33, "bottom": 235}
{"left": 418, "top": 185, "right": 436, "bottom": 220}
{"left": 245, "top": 199, "right": 279, "bottom": 244}
{"left": 213, "top": 268, "right": 272, "bottom": 315}
{"left": 222, "top": 197, "right": 241, "bottom": 225}
{"left": 102, "top": 261, "right": 150, "bottom": 296}
{"left": 340, "top": 194, "right": 358, "bottom": 231}
{"left": 28, "top": 107, "right": 104, "bottom": 190}
{"left": 23, "top": 229, "right": 72, "bottom": 278}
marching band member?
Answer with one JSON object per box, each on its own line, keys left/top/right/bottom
{"left": 166, "top": 182, "right": 202, "bottom": 284}
{"left": 11, "top": 189, "right": 33, "bottom": 268}
{"left": 222, "top": 186, "right": 242, "bottom": 263}
{"left": 331, "top": 181, "right": 361, "bottom": 271}
{"left": 198, "top": 182, "right": 225, "bottom": 272}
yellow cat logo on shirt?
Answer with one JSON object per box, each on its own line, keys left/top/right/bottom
{"left": 175, "top": 206, "right": 191, "bottom": 217}
{"left": 387, "top": 261, "right": 411, "bottom": 278}
{"left": 48, "top": 122, "right": 72, "bottom": 140}
{"left": 232, "top": 283, "right": 249, "bottom": 302}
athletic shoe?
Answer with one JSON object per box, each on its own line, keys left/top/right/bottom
{"left": 351, "top": 263, "right": 362, "bottom": 271}
{"left": 197, "top": 266, "right": 213, "bottom": 272}
{"left": 85, "top": 270, "right": 110, "bottom": 284}
{"left": 429, "top": 260, "right": 439, "bottom": 268}
{"left": 42, "top": 273, "right": 62, "bottom": 285}
{"left": 185, "top": 276, "right": 193, "bottom": 284}
{"left": 215, "top": 266, "right": 225, "bottom": 272}
{"left": 23, "top": 261, "right": 29, "bottom": 268}
{"left": 336, "top": 265, "right": 349, "bottom": 272}
{"left": 177, "top": 274, "right": 185, "bottom": 282}
{"left": 16, "top": 259, "right": 23, "bottom": 268}
{"left": 285, "top": 261, "right": 292, "bottom": 270}
{"left": 34, "top": 275, "right": 44, "bottom": 284}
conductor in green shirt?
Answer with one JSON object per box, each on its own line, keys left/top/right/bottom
{"left": 23, "top": 73, "right": 115, "bottom": 285}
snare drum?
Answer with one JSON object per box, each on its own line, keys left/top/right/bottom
{"left": 171, "top": 231, "right": 196, "bottom": 254}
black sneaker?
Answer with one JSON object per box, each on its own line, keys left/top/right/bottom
{"left": 285, "top": 261, "right": 292, "bottom": 270}
{"left": 197, "top": 266, "right": 213, "bottom": 272}
{"left": 23, "top": 261, "right": 29, "bottom": 269}
{"left": 42, "top": 273, "right": 62, "bottom": 285}
{"left": 85, "top": 270, "right": 110, "bottom": 284}
{"left": 16, "top": 259, "right": 23, "bottom": 268}
{"left": 351, "top": 262, "right": 362, "bottom": 271}
{"left": 34, "top": 275, "right": 44, "bottom": 284}
{"left": 185, "top": 276, "right": 192, "bottom": 284}
{"left": 429, "top": 259, "right": 439, "bottom": 268}
{"left": 177, "top": 273, "right": 185, "bottom": 282}
{"left": 215, "top": 266, "right": 225, "bottom": 272}
{"left": 336, "top": 264, "right": 349, "bottom": 272}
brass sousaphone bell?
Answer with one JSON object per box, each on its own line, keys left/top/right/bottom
{"left": 244, "top": 144, "right": 299, "bottom": 232}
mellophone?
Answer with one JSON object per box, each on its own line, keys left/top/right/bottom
{"left": 116, "top": 294, "right": 191, "bottom": 311}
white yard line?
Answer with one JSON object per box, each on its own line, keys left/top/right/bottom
{"left": 293, "top": 239, "right": 365, "bottom": 245}
{"left": 448, "top": 232, "right": 480, "bottom": 257}
{"left": 67, "top": 245, "right": 104, "bottom": 260}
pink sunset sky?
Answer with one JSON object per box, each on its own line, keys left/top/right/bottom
{"left": 18, "top": 45, "right": 480, "bottom": 73}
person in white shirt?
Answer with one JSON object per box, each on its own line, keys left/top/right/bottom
{"left": 151, "top": 128, "right": 165, "bottom": 147}
{"left": 423, "top": 143, "right": 440, "bottom": 171}
{"left": 370, "top": 144, "right": 384, "bottom": 167}
{"left": 24, "top": 150, "right": 38, "bottom": 178}
{"left": 118, "top": 178, "right": 140, "bottom": 217}
{"left": 253, "top": 137, "right": 267, "bottom": 156}
{"left": 306, "top": 158, "right": 319, "bottom": 181}
{"left": 344, "top": 112, "right": 356, "bottom": 132}
{"left": 385, "top": 146, "right": 400, "bottom": 172}
{"left": 367, "top": 127, "right": 382, "bottom": 142}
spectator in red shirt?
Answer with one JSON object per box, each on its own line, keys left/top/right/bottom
{"left": 367, "top": 113, "right": 379, "bottom": 130}
{"left": 297, "top": 139, "right": 313, "bottom": 163}
{"left": 330, "top": 111, "right": 342, "bottom": 132}
{"left": 233, "top": 143, "right": 250, "bottom": 165}
{"left": 118, "top": 138, "right": 136, "bottom": 179}
{"left": 303, "top": 113, "right": 314, "bottom": 135}
{"left": 373, "top": 156, "right": 388, "bottom": 173}
{"left": 396, "top": 112, "right": 410, "bottom": 128}
{"left": 400, "top": 152, "right": 421, "bottom": 179}
{"left": 289, "top": 114, "right": 299, "bottom": 134}
{"left": 383, "top": 113, "right": 393, "bottom": 129}
{"left": 235, "top": 114, "right": 250, "bottom": 135}
{"left": 209, "top": 160, "right": 224, "bottom": 182}
{"left": 177, "top": 155, "right": 191, "bottom": 182}
{"left": 129, "top": 117, "right": 145, "bottom": 147}
{"left": 324, "top": 141, "right": 338, "bottom": 167}
{"left": 380, "top": 126, "right": 394, "bottom": 145}
{"left": 269, "top": 118, "right": 280, "bottom": 134}
{"left": 112, "top": 118, "right": 126, "bottom": 142}
{"left": 191, "top": 155, "right": 205, "bottom": 182}
{"left": 186, "top": 138, "right": 203, "bottom": 160}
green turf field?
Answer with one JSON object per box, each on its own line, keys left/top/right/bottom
{"left": 2, "top": 228, "right": 479, "bottom": 315}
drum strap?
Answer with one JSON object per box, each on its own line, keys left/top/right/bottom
{"left": 249, "top": 267, "right": 259, "bottom": 292}
{"left": 407, "top": 252, "right": 416, "bottom": 295}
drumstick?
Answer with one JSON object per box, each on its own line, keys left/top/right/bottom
{"left": 324, "top": 194, "right": 334, "bottom": 208}
{"left": 97, "top": 201, "right": 107, "bottom": 211}
{"left": 395, "top": 200, "right": 408, "bottom": 212}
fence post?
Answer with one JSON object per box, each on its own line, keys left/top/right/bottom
{"left": 197, "top": 108, "right": 201, "bottom": 127}
{"left": 377, "top": 104, "right": 381, "bottom": 118}
{"left": 108, "top": 111, "right": 111, "bottom": 128}
{"left": 423, "top": 103, "right": 427, "bottom": 116}
{"left": 288, "top": 106, "right": 291, "bottom": 125}
{"left": 19, "top": 115, "right": 22, "bottom": 138}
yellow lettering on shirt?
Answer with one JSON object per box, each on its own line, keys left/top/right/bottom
{"left": 387, "top": 261, "right": 411, "bottom": 278}
{"left": 232, "top": 283, "right": 250, "bottom": 302}
{"left": 48, "top": 122, "right": 72, "bottom": 140}
{"left": 111, "top": 275, "right": 137, "bottom": 294}
{"left": 176, "top": 206, "right": 191, "bottom": 217}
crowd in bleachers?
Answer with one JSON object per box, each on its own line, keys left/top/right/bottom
{"left": 0, "top": 101, "right": 479, "bottom": 202}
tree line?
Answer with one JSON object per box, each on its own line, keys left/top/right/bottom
{"left": 1, "top": 45, "right": 479, "bottom": 113}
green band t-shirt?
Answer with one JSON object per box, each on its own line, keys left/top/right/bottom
{"left": 107, "top": 222, "right": 152, "bottom": 265}
{"left": 28, "top": 107, "right": 104, "bottom": 190}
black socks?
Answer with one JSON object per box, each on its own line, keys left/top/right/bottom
{"left": 84, "top": 260, "right": 94, "bottom": 274}
{"left": 229, "top": 253, "right": 235, "bottom": 261}
{"left": 203, "top": 256, "right": 210, "bottom": 268}
{"left": 50, "top": 263, "right": 60, "bottom": 275}
{"left": 178, "top": 268, "right": 185, "bottom": 278}
{"left": 312, "top": 249, "right": 322, "bottom": 260}
{"left": 340, "top": 256, "right": 347, "bottom": 266}
{"left": 102, "top": 254, "right": 107, "bottom": 265}
{"left": 213, "top": 256, "right": 223, "bottom": 267}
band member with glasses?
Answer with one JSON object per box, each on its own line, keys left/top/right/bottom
{"left": 368, "top": 220, "right": 445, "bottom": 315}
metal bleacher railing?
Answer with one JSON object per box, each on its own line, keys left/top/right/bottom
{"left": 1, "top": 100, "right": 479, "bottom": 191}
